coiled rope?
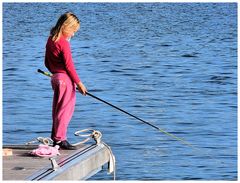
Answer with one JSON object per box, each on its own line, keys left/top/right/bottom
{"left": 26, "top": 137, "right": 53, "bottom": 145}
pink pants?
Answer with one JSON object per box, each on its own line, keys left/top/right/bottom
{"left": 51, "top": 73, "right": 76, "bottom": 141}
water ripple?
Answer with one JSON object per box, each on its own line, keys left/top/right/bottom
{"left": 3, "top": 2, "right": 237, "bottom": 181}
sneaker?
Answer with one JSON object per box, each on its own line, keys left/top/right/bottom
{"left": 53, "top": 140, "right": 77, "bottom": 150}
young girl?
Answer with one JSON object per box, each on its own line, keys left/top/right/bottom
{"left": 45, "top": 12, "right": 87, "bottom": 150}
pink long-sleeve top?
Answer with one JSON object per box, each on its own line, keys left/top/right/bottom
{"left": 45, "top": 36, "right": 81, "bottom": 84}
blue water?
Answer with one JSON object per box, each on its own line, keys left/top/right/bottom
{"left": 3, "top": 3, "right": 237, "bottom": 180}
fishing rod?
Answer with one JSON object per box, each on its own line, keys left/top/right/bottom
{"left": 37, "top": 69, "right": 194, "bottom": 148}
{"left": 38, "top": 69, "right": 225, "bottom": 166}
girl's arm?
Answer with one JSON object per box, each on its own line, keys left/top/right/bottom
{"left": 61, "top": 40, "right": 81, "bottom": 84}
{"left": 62, "top": 40, "right": 87, "bottom": 95}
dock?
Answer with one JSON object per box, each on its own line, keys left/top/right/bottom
{"left": 3, "top": 142, "right": 115, "bottom": 180}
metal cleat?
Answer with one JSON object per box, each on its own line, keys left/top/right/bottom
{"left": 49, "top": 157, "right": 59, "bottom": 171}
{"left": 92, "top": 130, "right": 102, "bottom": 145}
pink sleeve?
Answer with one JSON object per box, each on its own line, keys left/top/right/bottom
{"left": 61, "top": 40, "right": 81, "bottom": 84}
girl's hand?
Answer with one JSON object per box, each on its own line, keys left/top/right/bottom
{"left": 77, "top": 82, "right": 87, "bottom": 95}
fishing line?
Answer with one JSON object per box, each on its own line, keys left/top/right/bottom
{"left": 86, "top": 91, "right": 225, "bottom": 166}
{"left": 37, "top": 69, "right": 193, "bottom": 147}
{"left": 38, "top": 69, "right": 225, "bottom": 165}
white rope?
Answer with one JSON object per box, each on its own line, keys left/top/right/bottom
{"left": 74, "top": 128, "right": 95, "bottom": 137}
{"left": 102, "top": 141, "right": 116, "bottom": 180}
{"left": 74, "top": 128, "right": 102, "bottom": 146}
{"left": 26, "top": 137, "right": 53, "bottom": 145}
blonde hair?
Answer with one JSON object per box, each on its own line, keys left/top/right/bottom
{"left": 51, "top": 12, "right": 80, "bottom": 42}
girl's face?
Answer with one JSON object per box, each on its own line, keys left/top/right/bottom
{"left": 62, "top": 26, "right": 79, "bottom": 39}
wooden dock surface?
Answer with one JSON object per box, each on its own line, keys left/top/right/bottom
{"left": 3, "top": 143, "right": 112, "bottom": 180}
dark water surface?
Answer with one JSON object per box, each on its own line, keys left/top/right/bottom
{"left": 3, "top": 3, "right": 237, "bottom": 180}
